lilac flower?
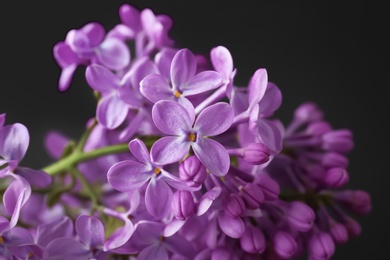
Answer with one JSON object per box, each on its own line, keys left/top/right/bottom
{"left": 140, "top": 48, "right": 223, "bottom": 112}
{"left": 108, "top": 138, "right": 197, "bottom": 218}
{"left": 53, "top": 22, "right": 130, "bottom": 91}
{"left": 151, "top": 100, "right": 234, "bottom": 176}
{"left": 85, "top": 60, "right": 158, "bottom": 129}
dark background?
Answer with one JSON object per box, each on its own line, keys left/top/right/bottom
{"left": 0, "top": 1, "right": 388, "bottom": 259}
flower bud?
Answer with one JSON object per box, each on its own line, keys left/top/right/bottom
{"left": 344, "top": 217, "right": 362, "bottom": 237}
{"left": 240, "top": 226, "right": 266, "bottom": 254}
{"left": 255, "top": 174, "right": 280, "bottom": 201}
{"left": 171, "top": 191, "right": 195, "bottom": 220}
{"left": 329, "top": 222, "right": 348, "bottom": 244}
{"left": 294, "top": 102, "right": 323, "bottom": 123}
{"left": 287, "top": 201, "right": 315, "bottom": 232}
{"left": 308, "top": 232, "right": 335, "bottom": 260}
{"left": 322, "top": 129, "right": 354, "bottom": 153}
{"left": 273, "top": 231, "right": 298, "bottom": 259}
{"left": 240, "top": 183, "right": 265, "bottom": 210}
{"left": 321, "top": 152, "right": 348, "bottom": 168}
{"left": 335, "top": 190, "right": 372, "bottom": 215}
{"left": 225, "top": 193, "right": 246, "bottom": 218}
{"left": 243, "top": 143, "right": 271, "bottom": 165}
{"left": 306, "top": 121, "right": 332, "bottom": 136}
{"left": 179, "top": 156, "right": 207, "bottom": 187}
{"left": 323, "top": 168, "right": 349, "bottom": 188}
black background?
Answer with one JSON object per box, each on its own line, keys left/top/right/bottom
{"left": 0, "top": 1, "right": 388, "bottom": 259}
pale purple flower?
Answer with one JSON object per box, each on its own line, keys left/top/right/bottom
{"left": 108, "top": 138, "right": 196, "bottom": 218}
{"left": 151, "top": 100, "right": 234, "bottom": 176}
{"left": 140, "top": 48, "right": 223, "bottom": 112}
{"left": 53, "top": 22, "right": 130, "bottom": 91}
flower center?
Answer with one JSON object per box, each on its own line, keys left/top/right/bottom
{"left": 188, "top": 133, "right": 197, "bottom": 142}
{"left": 0, "top": 237, "right": 3, "bottom": 244}
{"left": 173, "top": 91, "right": 182, "bottom": 98}
{"left": 154, "top": 168, "right": 161, "bottom": 175}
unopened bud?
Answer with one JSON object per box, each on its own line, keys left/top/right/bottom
{"left": 324, "top": 168, "right": 349, "bottom": 188}
{"left": 287, "top": 201, "right": 315, "bottom": 232}
{"left": 322, "top": 129, "right": 354, "bottom": 153}
{"left": 273, "top": 231, "right": 298, "bottom": 259}
{"left": 294, "top": 102, "right": 323, "bottom": 123}
{"left": 225, "top": 194, "right": 246, "bottom": 218}
{"left": 179, "top": 156, "right": 207, "bottom": 187}
{"left": 308, "top": 232, "right": 335, "bottom": 260}
{"left": 329, "top": 222, "right": 348, "bottom": 244}
{"left": 240, "top": 183, "right": 265, "bottom": 210}
{"left": 240, "top": 226, "right": 266, "bottom": 254}
{"left": 172, "top": 191, "right": 195, "bottom": 220}
{"left": 243, "top": 143, "right": 271, "bottom": 165}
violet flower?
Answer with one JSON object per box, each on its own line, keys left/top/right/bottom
{"left": 151, "top": 100, "right": 234, "bottom": 176}
{"left": 108, "top": 138, "right": 197, "bottom": 218}
{"left": 53, "top": 22, "right": 130, "bottom": 91}
{"left": 140, "top": 48, "right": 223, "bottom": 113}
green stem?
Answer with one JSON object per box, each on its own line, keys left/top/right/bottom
{"left": 76, "top": 118, "right": 98, "bottom": 152}
{"left": 42, "top": 143, "right": 129, "bottom": 175}
{"left": 69, "top": 167, "right": 99, "bottom": 211}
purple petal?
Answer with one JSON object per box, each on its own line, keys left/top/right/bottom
{"left": 0, "top": 123, "right": 29, "bottom": 162}
{"left": 107, "top": 160, "right": 152, "bottom": 192}
{"left": 43, "top": 131, "right": 69, "bottom": 159}
{"left": 82, "top": 22, "right": 105, "bottom": 47}
{"left": 248, "top": 69, "right": 268, "bottom": 109}
{"left": 163, "top": 219, "right": 186, "bottom": 237}
{"left": 126, "top": 57, "right": 158, "bottom": 91}
{"left": 218, "top": 212, "right": 245, "bottom": 238}
{"left": 129, "top": 138, "right": 152, "bottom": 165}
{"left": 119, "top": 4, "right": 141, "bottom": 32}
{"left": 3, "top": 175, "right": 31, "bottom": 229}
{"left": 151, "top": 136, "right": 190, "bottom": 165}
{"left": 210, "top": 46, "right": 233, "bottom": 79}
{"left": 14, "top": 167, "right": 52, "bottom": 188}
{"left": 130, "top": 220, "right": 164, "bottom": 248}
{"left": 181, "top": 71, "right": 222, "bottom": 96}
{"left": 197, "top": 187, "right": 222, "bottom": 216}
{"left": 192, "top": 138, "right": 230, "bottom": 176}
{"left": 155, "top": 48, "right": 177, "bottom": 80}
{"left": 97, "top": 93, "right": 129, "bottom": 129}
{"left": 95, "top": 38, "right": 130, "bottom": 71}
{"left": 104, "top": 219, "right": 134, "bottom": 251}
{"left": 44, "top": 238, "right": 90, "bottom": 260}
{"left": 76, "top": 215, "right": 104, "bottom": 248}
{"left": 251, "top": 119, "right": 283, "bottom": 153}
{"left": 152, "top": 101, "right": 193, "bottom": 135}
{"left": 171, "top": 49, "right": 197, "bottom": 89}
{"left": 107, "top": 24, "right": 135, "bottom": 41}
{"left": 145, "top": 177, "right": 173, "bottom": 218}
{"left": 53, "top": 42, "right": 78, "bottom": 68}
{"left": 194, "top": 102, "right": 233, "bottom": 136}
{"left": 161, "top": 170, "right": 199, "bottom": 191}
{"left": 2, "top": 226, "right": 33, "bottom": 246}
{"left": 86, "top": 64, "right": 120, "bottom": 92}
{"left": 257, "top": 82, "right": 282, "bottom": 117}
{"left": 140, "top": 74, "right": 172, "bottom": 103}
{"left": 58, "top": 64, "right": 77, "bottom": 92}
{"left": 138, "top": 243, "right": 168, "bottom": 260}
{"left": 36, "top": 216, "right": 74, "bottom": 247}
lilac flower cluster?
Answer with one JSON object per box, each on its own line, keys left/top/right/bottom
{"left": 0, "top": 3, "right": 371, "bottom": 260}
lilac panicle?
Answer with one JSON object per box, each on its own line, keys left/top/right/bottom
{"left": 151, "top": 100, "right": 234, "bottom": 176}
